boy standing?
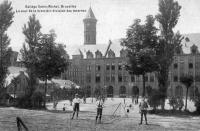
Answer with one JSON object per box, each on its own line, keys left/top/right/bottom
{"left": 71, "top": 94, "right": 81, "bottom": 119}
{"left": 96, "top": 96, "right": 104, "bottom": 123}
{"left": 139, "top": 97, "right": 148, "bottom": 125}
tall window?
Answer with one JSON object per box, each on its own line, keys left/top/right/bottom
{"left": 111, "top": 64, "right": 115, "bottom": 71}
{"left": 86, "top": 74, "right": 91, "bottom": 83}
{"left": 111, "top": 74, "right": 115, "bottom": 82}
{"left": 118, "top": 74, "right": 122, "bottom": 82}
{"left": 131, "top": 75, "right": 135, "bottom": 82}
{"left": 96, "top": 74, "right": 101, "bottom": 83}
{"left": 189, "top": 63, "right": 193, "bottom": 69}
{"left": 173, "top": 76, "right": 178, "bottom": 82}
{"left": 106, "top": 64, "right": 110, "bottom": 70}
{"left": 96, "top": 65, "right": 101, "bottom": 71}
{"left": 174, "top": 63, "right": 178, "bottom": 69}
{"left": 118, "top": 64, "right": 122, "bottom": 70}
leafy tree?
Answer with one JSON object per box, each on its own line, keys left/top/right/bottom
{"left": 147, "top": 88, "right": 162, "bottom": 111}
{"left": 169, "top": 97, "right": 184, "bottom": 111}
{"left": 0, "top": 0, "right": 14, "bottom": 88}
{"left": 180, "top": 75, "right": 193, "bottom": 111}
{"left": 121, "top": 16, "right": 158, "bottom": 96}
{"left": 34, "top": 30, "right": 68, "bottom": 108}
{"left": 20, "top": 14, "right": 41, "bottom": 95}
{"left": 155, "top": 0, "right": 182, "bottom": 109}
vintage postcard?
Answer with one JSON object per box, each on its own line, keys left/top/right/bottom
{"left": 0, "top": 0, "right": 200, "bottom": 130}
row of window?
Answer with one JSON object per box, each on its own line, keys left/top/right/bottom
{"left": 86, "top": 74, "right": 155, "bottom": 83}
{"left": 173, "top": 75, "right": 200, "bottom": 82}
{"left": 86, "top": 64, "right": 124, "bottom": 71}
{"left": 173, "top": 62, "right": 200, "bottom": 69}
{"left": 66, "top": 71, "right": 81, "bottom": 77}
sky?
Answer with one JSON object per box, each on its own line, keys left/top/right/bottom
{"left": 2, "top": 0, "right": 200, "bottom": 52}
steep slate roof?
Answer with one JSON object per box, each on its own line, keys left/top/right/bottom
{"left": 67, "top": 39, "right": 123, "bottom": 58}
{"left": 84, "top": 7, "right": 96, "bottom": 19}
{"left": 66, "top": 33, "right": 200, "bottom": 59}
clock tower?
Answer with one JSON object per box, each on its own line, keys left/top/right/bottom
{"left": 83, "top": 7, "right": 97, "bottom": 45}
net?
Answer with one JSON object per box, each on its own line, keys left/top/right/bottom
{"left": 103, "top": 102, "right": 127, "bottom": 118}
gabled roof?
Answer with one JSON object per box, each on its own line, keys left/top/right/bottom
{"left": 66, "top": 33, "right": 200, "bottom": 59}
{"left": 84, "top": 7, "right": 96, "bottom": 19}
{"left": 5, "top": 66, "right": 28, "bottom": 87}
{"left": 67, "top": 39, "right": 123, "bottom": 59}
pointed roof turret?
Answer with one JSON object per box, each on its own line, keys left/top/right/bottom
{"left": 85, "top": 7, "right": 96, "bottom": 19}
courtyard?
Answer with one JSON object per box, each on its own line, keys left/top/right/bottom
{"left": 0, "top": 98, "right": 199, "bottom": 131}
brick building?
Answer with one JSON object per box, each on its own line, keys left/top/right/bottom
{"left": 62, "top": 7, "right": 200, "bottom": 98}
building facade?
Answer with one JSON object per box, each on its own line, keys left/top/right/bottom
{"left": 62, "top": 7, "right": 200, "bottom": 98}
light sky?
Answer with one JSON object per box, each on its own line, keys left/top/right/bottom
{"left": 3, "top": 0, "right": 200, "bottom": 52}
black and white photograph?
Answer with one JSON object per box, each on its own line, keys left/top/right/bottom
{"left": 0, "top": 0, "right": 200, "bottom": 130}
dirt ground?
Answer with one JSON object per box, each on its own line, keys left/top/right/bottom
{"left": 0, "top": 98, "right": 200, "bottom": 131}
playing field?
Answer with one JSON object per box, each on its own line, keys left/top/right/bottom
{"left": 0, "top": 98, "right": 199, "bottom": 131}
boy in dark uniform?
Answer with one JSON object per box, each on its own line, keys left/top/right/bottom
{"left": 139, "top": 97, "right": 148, "bottom": 125}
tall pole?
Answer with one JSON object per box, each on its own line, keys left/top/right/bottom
{"left": 194, "top": 55, "right": 196, "bottom": 99}
{"left": 0, "top": 31, "right": 2, "bottom": 88}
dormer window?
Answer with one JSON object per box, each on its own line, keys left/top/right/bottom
{"left": 190, "top": 44, "right": 199, "bottom": 54}
{"left": 175, "top": 46, "right": 183, "bottom": 55}
{"left": 86, "top": 50, "right": 93, "bottom": 59}
{"left": 95, "top": 50, "right": 102, "bottom": 58}
{"left": 108, "top": 49, "right": 115, "bottom": 58}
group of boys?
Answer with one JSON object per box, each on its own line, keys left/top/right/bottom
{"left": 71, "top": 94, "right": 104, "bottom": 123}
{"left": 70, "top": 94, "right": 149, "bottom": 125}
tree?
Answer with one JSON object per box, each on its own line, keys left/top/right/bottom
{"left": 180, "top": 75, "right": 193, "bottom": 111}
{"left": 121, "top": 16, "right": 158, "bottom": 96}
{"left": 34, "top": 30, "right": 68, "bottom": 108}
{"left": 20, "top": 14, "right": 41, "bottom": 95}
{"left": 155, "top": 0, "right": 182, "bottom": 109}
{"left": 0, "top": 0, "right": 14, "bottom": 88}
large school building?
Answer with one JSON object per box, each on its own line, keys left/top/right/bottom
{"left": 61, "top": 7, "right": 200, "bottom": 98}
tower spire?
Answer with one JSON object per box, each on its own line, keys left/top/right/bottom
{"left": 84, "top": 6, "right": 96, "bottom": 19}
{"left": 83, "top": 7, "right": 97, "bottom": 45}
